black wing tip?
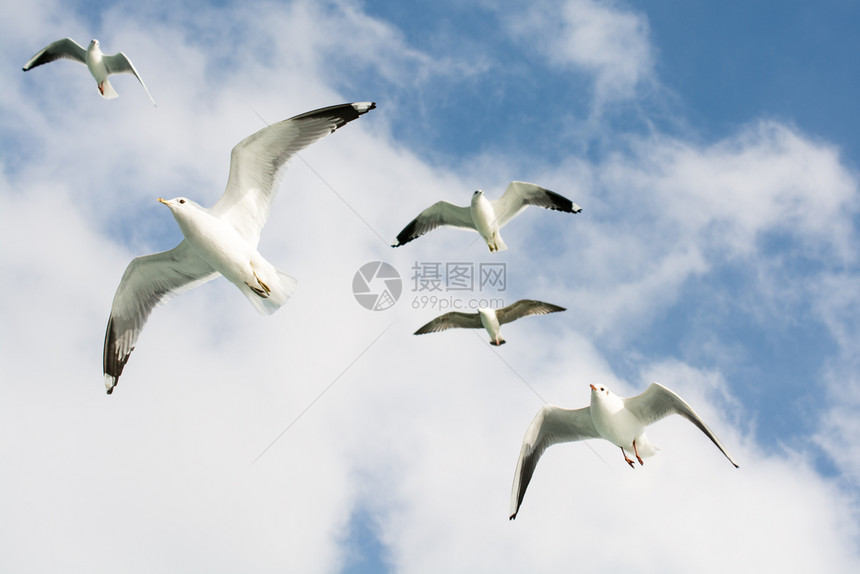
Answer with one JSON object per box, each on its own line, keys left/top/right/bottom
{"left": 104, "top": 372, "right": 118, "bottom": 395}
{"left": 352, "top": 101, "right": 377, "bottom": 115}
{"left": 291, "top": 101, "right": 377, "bottom": 130}
{"left": 542, "top": 189, "right": 578, "bottom": 213}
{"left": 394, "top": 219, "right": 420, "bottom": 246}
{"left": 509, "top": 512, "right": 518, "bottom": 520}
{"left": 103, "top": 317, "right": 131, "bottom": 395}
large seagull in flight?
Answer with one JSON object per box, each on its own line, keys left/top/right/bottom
{"left": 509, "top": 382, "right": 739, "bottom": 519}
{"left": 102, "top": 102, "right": 376, "bottom": 394}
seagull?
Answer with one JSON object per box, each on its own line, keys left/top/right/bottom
{"left": 414, "top": 299, "right": 566, "bottom": 345}
{"left": 509, "top": 382, "right": 739, "bottom": 519}
{"left": 102, "top": 101, "right": 376, "bottom": 394}
{"left": 22, "top": 38, "right": 156, "bottom": 106}
{"left": 391, "top": 181, "right": 582, "bottom": 252}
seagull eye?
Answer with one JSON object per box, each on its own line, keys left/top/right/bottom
{"left": 179, "top": 199, "right": 186, "bottom": 204}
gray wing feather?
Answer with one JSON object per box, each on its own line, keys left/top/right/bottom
{"left": 624, "top": 383, "right": 739, "bottom": 468}
{"left": 491, "top": 181, "right": 582, "bottom": 228}
{"left": 496, "top": 299, "right": 566, "bottom": 325}
{"left": 510, "top": 405, "right": 598, "bottom": 519}
{"left": 392, "top": 201, "right": 475, "bottom": 247}
{"left": 103, "top": 241, "right": 217, "bottom": 394}
{"left": 22, "top": 38, "right": 86, "bottom": 70}
{"left": 413, "top": 311, "right": 482, "bottom": 334}
{"left": 211, "top": 102, "right": 376, "bottom": 245}
{"left": 103, "top": 52, "right": 156, "bottom": 106}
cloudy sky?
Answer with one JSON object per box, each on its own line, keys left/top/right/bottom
{"left": 2, "top": 0, "right": 860, "bottom": 571}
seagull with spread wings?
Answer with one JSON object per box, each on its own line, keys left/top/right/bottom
{"left": 102, "top": 102, "right": 376, "bottom": 394}
{"left": 23, "top": 38, "right": 156, "bottom": 105}
{"left": 509, "top": 382, "right": 739, "bottom": 519}
{"left": 392, "top": 181, "right": 582, "bottom": 252}
{"left": 414, "top": 299, "right": 566, "bottom": 345}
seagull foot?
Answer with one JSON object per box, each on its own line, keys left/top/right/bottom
{"left": 621, "top": 447, "right": 636, "bottom": 468}
{"left": 247, "top": 283, "right": 268, "bottom": 297}
{"left": 247, "top": 271, "right": 272, "bottom": 298}
{"left": 633, "top": 440, "right": 644, "bottom": 465}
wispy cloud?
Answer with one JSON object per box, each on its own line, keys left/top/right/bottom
{"left": 502, "top": 0, "right": 656, "bottom": 109}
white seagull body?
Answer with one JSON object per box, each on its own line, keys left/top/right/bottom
{"left": 102, "top": 101, "right": 376, "bottom": 394}
{"left": 392, "top": 181, "right": 582, "bottom": 252}
{"left": 414, "top": 299, "right": 566, "bottom": 345}
{"left": 22, "top": 38, "right": 156, "bottom": 106}
{"left": 509, "top": 383, "right": 739, "bottom": 519}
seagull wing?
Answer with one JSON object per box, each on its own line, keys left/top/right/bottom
{"left": 510, "top": 405, "right": 598, "bottom": 519}
{"left": 22, "top": 38, "right": 86, "bottom": 70}
{"left": 102, "top": 51, "right": 157, "bottom": 106}
{"left": 496, "top": 299, "right": 566, "bottom": 325}
{"left": 210, "top": 102, "right": 376, "bottom": 245}
{"left": 413, "top": 311, "right": 482, "bottom": 334}
{"left": 490, "top": 181, "right": 582, "bottom": 228}
{"left": 103, "top": 241, "right": 218, "bottom": 395}
{"left": 624, "top": 383, "right": 739, "bottom": 468}
{"left": 391, "top": 201, "right": 474, "bottom": 247}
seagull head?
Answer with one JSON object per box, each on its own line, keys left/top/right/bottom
{"left": 89, "top": 39, "right": 99, "bottom": 48}
{"left": 473, "top": 190, "right": 484, "bottom": 197}
{"left": 158, "top": 197, "right": 194, "bottom": 213}
{"left": 158, "top": 197, "right": 202, "bottom": 231}
{"left": 590, "top": 383, "right": 610, "bottom": 398}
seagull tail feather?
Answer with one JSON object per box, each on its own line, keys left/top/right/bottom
{"left": 99, "top": 79, "right": 119, "bottom": 99}
{"left": 490, "top": 232, "right": 508, "bottom": 252}
{"left": 242, "top": 268, "right": 298, "bottom": 316}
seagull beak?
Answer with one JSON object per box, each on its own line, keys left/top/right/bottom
{"left": 158, "top": 198, "right": 169, "bottom": 206}
{"left": 589, "top": 384, "right": 597, "bottom": 391}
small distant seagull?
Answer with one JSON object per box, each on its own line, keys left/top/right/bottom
{"left": 102, "top": 102, "right": 376, "bottom": 395}
{"left": 414, "top": 299, "right": 565, "bottom": 346}
{"left": 392, "top": 181, "right": 581, "bottom": 252}
{"left": 509, "top": 382, "right": 739, "bottom": 519}
{"left": 22, "top": 38, "right": 156, "bottom": 106}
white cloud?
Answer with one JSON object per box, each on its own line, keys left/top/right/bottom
{"left": 503, "top": 0, "right": 656, "bottom": 107}
{"left": 517, "top": 119, "right": 859, "bottom": 347}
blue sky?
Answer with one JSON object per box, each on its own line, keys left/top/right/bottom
{"left": 2, "top": 0, "right": 860, "bottom": 572}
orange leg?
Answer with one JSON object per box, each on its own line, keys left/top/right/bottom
{"left": 620, "top": 447, "right": 636, "bottom": 468}
{"left": 633, "top": 439, "right": 644, "bottom": 465}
